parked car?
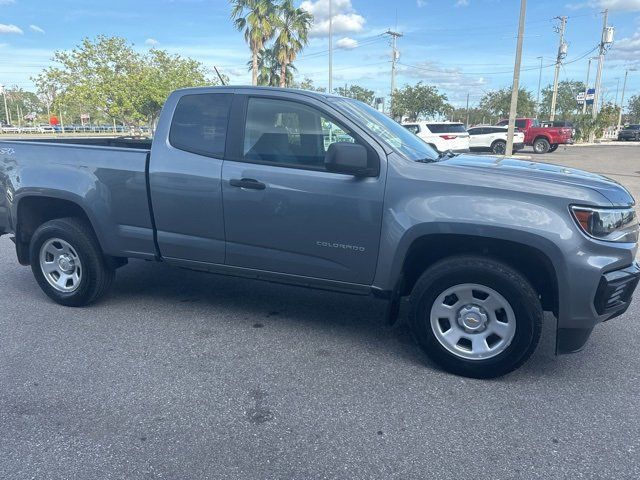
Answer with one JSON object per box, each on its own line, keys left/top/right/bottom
{"left": 1, "top": 86, "right": 639, "bottom": 378}
{"left": 496, "top": 118, "right": 573, "bottom": 154}
{"left": 1, "top": 124, "right": 21, "bottom": 134}
{"left": 402, "top": 121, "right": 470, "bottom": 153}
{"left": 618, "top": 124, "right": 640, "bottom": 141}
{"left": 467, "top": 125, "right": 525, "bottom": 154}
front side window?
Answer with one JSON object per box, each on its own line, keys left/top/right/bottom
{"left": 169, "top": 93, "right": 232, "bottom": 157}
{"left": 404, "top": 124, "right": 420, "bottom": 134}
{"left": 243, "top": 97, "right": 357, "bottom": 170}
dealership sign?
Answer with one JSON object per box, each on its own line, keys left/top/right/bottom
{"left": 576, "top": 89, "right": 595, "bottom": 105}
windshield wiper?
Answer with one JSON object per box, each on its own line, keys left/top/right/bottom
{"left": 436, "top": 149, "right": 459, "bottom": 160}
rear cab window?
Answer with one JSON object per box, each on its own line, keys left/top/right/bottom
{"left": 169, "top": 93, "right": 233, "bottom": 157}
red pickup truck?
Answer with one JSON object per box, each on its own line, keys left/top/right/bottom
{"left": 497, "top": 118, "right": 573, "bottom": 154}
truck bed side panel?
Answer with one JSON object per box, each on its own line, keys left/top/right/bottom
{"left": 0, "top": 141, "right": 155, "bottom": 259}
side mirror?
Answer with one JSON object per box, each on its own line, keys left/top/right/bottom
{"left": 324, "top": 142, "right": 371, "bottom": 176}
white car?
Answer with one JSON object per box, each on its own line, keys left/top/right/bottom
{"left": 467, "top": 125, "right": 525, "bottom": 155}
{"left": 402, "top": 121, "right": 470, "bottom": 153}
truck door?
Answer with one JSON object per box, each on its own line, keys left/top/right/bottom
{"left": 221, "top": 95, "right": 385, "bottom": 285}
{"left": 148, "top": 92, "right": 232, "bottom": 263}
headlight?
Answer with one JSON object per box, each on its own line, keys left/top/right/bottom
{"left": 571, "top": 206, "right": 639, "bottom": 243}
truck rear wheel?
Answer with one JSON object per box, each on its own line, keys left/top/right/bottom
{"left": 533, "top": 137, "right": 550, "bottom": 154}
{"left": 29, "top": 217, "right": 115, "bottom": 307}
{"left": 409, "top": 256, "right": 542, "bottom": 378}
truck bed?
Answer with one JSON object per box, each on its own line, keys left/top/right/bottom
{"left": 0, "top": 139, "right": 156, "bottom": 259}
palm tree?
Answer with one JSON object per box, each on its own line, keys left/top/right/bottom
{"left": 230, "top": 0, "right": 278, "bottom": 86}
{"left": 247, "top": 46, "right": 297, "bottom": 87}
{"left": 274, "top": 0, "right": 312, "bottom": 88}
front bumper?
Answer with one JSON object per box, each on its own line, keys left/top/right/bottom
{"left": 557, "top": 262, "right": 640, "bottom": 354}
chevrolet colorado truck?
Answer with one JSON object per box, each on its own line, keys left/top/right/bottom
{"left": 1, "top": 86, "right": 638, "bottom": 378}
{"left": 497, "top": 118, "right": 574, "bottom": 154}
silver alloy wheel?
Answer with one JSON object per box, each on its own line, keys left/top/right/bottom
{"left": 430, "top": 283, "right": 516, "bottom": 360}
{"left": 39, "top": 238, "right": 83, "bottom": 293}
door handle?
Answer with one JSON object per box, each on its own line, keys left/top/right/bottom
{"left": 229, "top": 178, "right": 266, "bottom": 190}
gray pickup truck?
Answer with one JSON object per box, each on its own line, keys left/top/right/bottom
{"left": 1, "top": 86, "right": 639, "bottom": 378}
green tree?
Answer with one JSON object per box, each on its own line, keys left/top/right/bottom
{"left": 573, "top": 103, "right": 620, "bottom": 141}
{"left": 274, "top": 0, "right": 312, "bottom": 88}
{"left": 34, "top": 36, "right": 215, "bottom": 127}
{"left": 34, "top": 36, "right": 143, "bottom": 125}
{"left": 333, "top": 84, "right": 375, "bottom": 105}
{"left": 391, "top": 82, "right": 450, "bottom": 120}
{"left": 133, "top": 49, "right": 210, "bottom": 128}
{"left": 294, "top": 77, "right": 326, "bottom": 92}
{"left": 3, "top": 87, "right": 43, "bottom": 124}
{"left": 231, "top": 0, "right": 278, "bottom": 86}
{"left": 479, "top": 87, "right": 536, "bottom": 119}
{"left": 628, "top": 94, "right": 640, "bottom": 123}
{"left": 539, "top": 80, "right": 585, "bottom": 120}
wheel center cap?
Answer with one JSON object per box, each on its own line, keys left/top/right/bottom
{"left": 458, "top": 305, "right": 488, "bottom": 332}
{"left": 58, "top": 255, "right": 74, "bottom": 273}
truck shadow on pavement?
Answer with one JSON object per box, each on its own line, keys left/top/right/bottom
{"left": 102, "top": 259, "right": 568, "bottom": 379}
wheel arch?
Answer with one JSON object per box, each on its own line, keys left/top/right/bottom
{"left": 15, "top": 194, "right": 101, "bottom": 265}
{"left": 395, "top": 232, "right": 560, "bottom": 317}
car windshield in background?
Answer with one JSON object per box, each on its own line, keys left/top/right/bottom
{"left": 426, "top": 123, "right": 466, "bottom": 133}
{"left": 330, "top": 98, "right": 438, "bottom": 162}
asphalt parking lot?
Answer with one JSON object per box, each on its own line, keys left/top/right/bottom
{"left": 1, "top": 144, "right": 640, "bottom": 479}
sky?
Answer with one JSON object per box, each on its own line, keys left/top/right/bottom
{"left": 1, "top": 0, "right": 640, "bottom": 109}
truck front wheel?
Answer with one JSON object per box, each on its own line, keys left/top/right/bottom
{"left": 29, "top": 217, "right": 115, "bottom": 307}
{"left": 409, "top": 256, "right": 542, "bottom": 378}
{"left": 533, "top": 137, "right": 550, "bottom": 154}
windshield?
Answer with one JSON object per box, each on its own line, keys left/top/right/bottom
{"left": 330, "top": 98, "right": 438, "bottom": 161}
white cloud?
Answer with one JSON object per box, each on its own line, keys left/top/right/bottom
{"left": 301, "top": 0, "right": 366, "bottom": 37}
{"left": 145, "top": 38, "right": 159, "bottom": 46}
{"left": 399, "top": 61, "right": 488, "bottom": 98}
{"left": 417, "top": 0, "right": 427, "bottom": 6}
{"left": 0, "top": 24, "right": 22, "bottom": 34}
{"left": 566, "top": 0, "right": 640, "bottom": 10}
{"left": 0, "top": 0, "right": 16, "bottom": 4}
{"left": 336, "top": 37, "right": 358, "bottom": 49}
{"left": 455, "top": 0, "right": 469, "bottom": 6}
{"left": 610, "top": 29, "right": 640, "bottom": 65}
{"left": 29, "top": 25, "right": 45, "bottom": 34}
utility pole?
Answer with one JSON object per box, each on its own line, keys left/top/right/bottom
{"left": 591, "top": 9, "right": 613, "bottom": 142}
{"left": 465, "top": 92, "right": 470, "bottom": 127}
{"left": 505, "top": 0, "right": 527, "bottom": 157}
{"left": 550, "top": 16, "right": 568, "bottom": 121}
{"left": 536, "top": 56, "right": 543, "bottom": 115}
{"left": 0, "top": 85, "right": 8, "bottom": 125}
{"left": 582, "top": 57, "right": 595, "bottom": 115}
{"left": 328, "top": 0, "right": 333, "bottom": 93}
{"left": 614, "top": 77, "right": 620, "bottom": 107}
{"left": 385, "top": 29, "right": 402, "bottom": 117}
{"left": 593, "top": 9, "right": 612, "bottom": 119}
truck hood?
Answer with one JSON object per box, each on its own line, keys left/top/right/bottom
{"left": 437, "top": 154, "right": 634, "bottom": 207}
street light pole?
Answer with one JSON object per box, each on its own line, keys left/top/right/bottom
{"left": 328, "top": 0, "right": 333, "bottom": 93}
{"left": 582, "top": 58, "right": 595, "bottom": 115}
{"left": 617, "top": 68, "right": 636, "bottom": 131}
{"left": 536, "top": 56, "right": 543, "bottom": 115}
{"left": 505, "top": 0, "right": 527, "bottom": 157}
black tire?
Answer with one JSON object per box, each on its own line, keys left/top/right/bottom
{"left": 29, "top": 217, "right": 115, "bottom": 307}
{"left": 533, "top": 137, "right": 550, "bottom": 154}
{"left": 548, "top": 144, "right": 559, "bottom": 153}
{"left": 409, "top": 256, "right": 543, "bottom": 378}
{"left": 491, "top": 140, "right": 506, "bottom": 155}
